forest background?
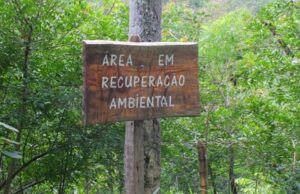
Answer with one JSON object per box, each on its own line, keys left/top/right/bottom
{"left": 0, "top": 0, "right": 299, "bottom": 193}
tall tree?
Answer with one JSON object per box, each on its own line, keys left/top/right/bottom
{"left": 126, "top": 0, "right": 162, "bottom": 193}
{"left": 0, "top": 0, "right": 128, "bottom": 192}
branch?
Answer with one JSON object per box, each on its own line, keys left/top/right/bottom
{"left": 10, "top": 0, "right": 30, "bottom": 25}
{"left": 14, "top": 151, "right": 48, "bottom": 181}
{"left": 104, "top": 0, "right": 116, "bottom": 15}
{"left": 12, "top": 178, "right": 46, "bottom": 194}
{"left": 0, "top": 151, "right": 48, "bottom": 190}
{"left": 262, "top": 20, "right": 294, "bottom": 57}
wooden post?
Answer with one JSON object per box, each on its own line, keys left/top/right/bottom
{"left": 198, "top": 142, "right": 208, "bottom": 194}
{"left": 124, "top": 121, "right": 144, "bottom": 194}
{"left": 124, "top": 34, "right": 144, "bottom": 194}
{"left": 125, "top": 0, "right": 162, "bottom": 193}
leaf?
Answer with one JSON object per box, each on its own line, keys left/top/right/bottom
{"left": 0, "top": 137, "right": 20, "bottom": 145}
{"left": 2, "top": 151, "right": 22, "bottom": 159}
{"left": 0, "top": 122, "right": 18, "bottom": 133}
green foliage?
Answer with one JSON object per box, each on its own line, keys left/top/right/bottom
{"left": 0, "top": 0, "right": 128, "bottom": 193}
{"left": 161, "top": 0, "right": 300, "bottom": 193}
{"left": 0, "top": 0, "right": 299, "bottom": 193}
{"left": 162, "top": 1, "right": 205, "bottom": 42}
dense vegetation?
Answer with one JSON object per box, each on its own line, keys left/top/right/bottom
{"left": 0, "top": 0, "right": 299, "bottom": 193}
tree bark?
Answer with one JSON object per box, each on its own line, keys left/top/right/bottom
{"left": 292, "top": 140, "right": 297, "bottom": 172}
{"left": 124, "top": 121, "right": 144, "bottom": 194}
{"left": 84, "top": 177, "right": 91, "bottom": 194}
{"left": 129, "top": 0, "right": 162, "bottom": 42}
{"left": 229, "top": 144, "right": 237, "bottom": 194}
{"left": 126, "top": 1, "right": 162, "bottom": 193}
{"left": 197, "top": 142, "right": 208, "bottom": 194}
{"left": 143, "top": 119, "right": 161, "bottom": 194}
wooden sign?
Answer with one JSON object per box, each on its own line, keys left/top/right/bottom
{"left": 83, "top": 40, "right": 200, "bottom": 124}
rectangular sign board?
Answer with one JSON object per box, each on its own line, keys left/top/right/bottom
{"left": 83, "top": 40, "right": 200, "bottom": 124}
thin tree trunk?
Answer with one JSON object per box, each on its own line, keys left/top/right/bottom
{"left": 197, "top": 142, "right": 208, "bottom": 194}
{"left": 229, "top": 144, "right": 237, "bottom": 194}
{"left": 126, "top": 1, "right": 162, "bottom": 194}
{"left": 4, "top": 163, "right": 16, "bottom": 194}
{"left": 3, "top": 22, "right": 33, "bottom": 194}
{"left": 262, "top": 20, "right": 294, "bottom": 57}
{"left": 292, "top": 140, "right": 297, "bottom": 172}
{"left": 255, "top": 174, "right": 258, "bottom": 194}
{"left": 84, "top": 177, "right": 91, "bottom": 194}
{"left": 0, "top": 151, "right": 48, "bottom": 190}
{"left": 107, "top": 164, "right": 114, "bottom": 193}
{"left": 58, "top": 150, "right": 70, "bottom": 194}
{"left": 208, "top": 162, "right": 217, "bottom": 194}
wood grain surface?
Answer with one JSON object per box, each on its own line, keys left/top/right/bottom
{"left": 83, "top": 40, "right": 200, "bottom": 124}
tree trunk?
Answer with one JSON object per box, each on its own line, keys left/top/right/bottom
{"left": 126, "top": 1, "right": 162, "bottom": 193}
{"left": 292, "top": 140, "right": 297, "bottom": 172}
{"left": 3, "top": 21, "right": 33, "bottom": 194}
{"left": 84, "top": 177, "right": 91, "bottom": 194}
{"left": 124, "top": 121, "right": 145, "bottom": 194}
{"left": 143, "top": 119, "right": 161, "bottom": 194}
{"left": 208, "top": 162, "right": 217, "bottom": 194}
{"left": 229, "top": 144, "right": 237, "bottom": 194}
{"left": 129, "top": 0, "right": 162, "bottom": 42}
{"left": 197, "top": 142, "right": 208, "bottom": 194}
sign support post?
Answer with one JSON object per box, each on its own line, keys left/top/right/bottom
{"left": 124, "top": 35, "right": 144, "bottom": 194}
{"left": 124, "top": 120, "right": 144, "bottom": 193}
{"left": 126, "top": 1, "right": 163, "bottom": 193}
